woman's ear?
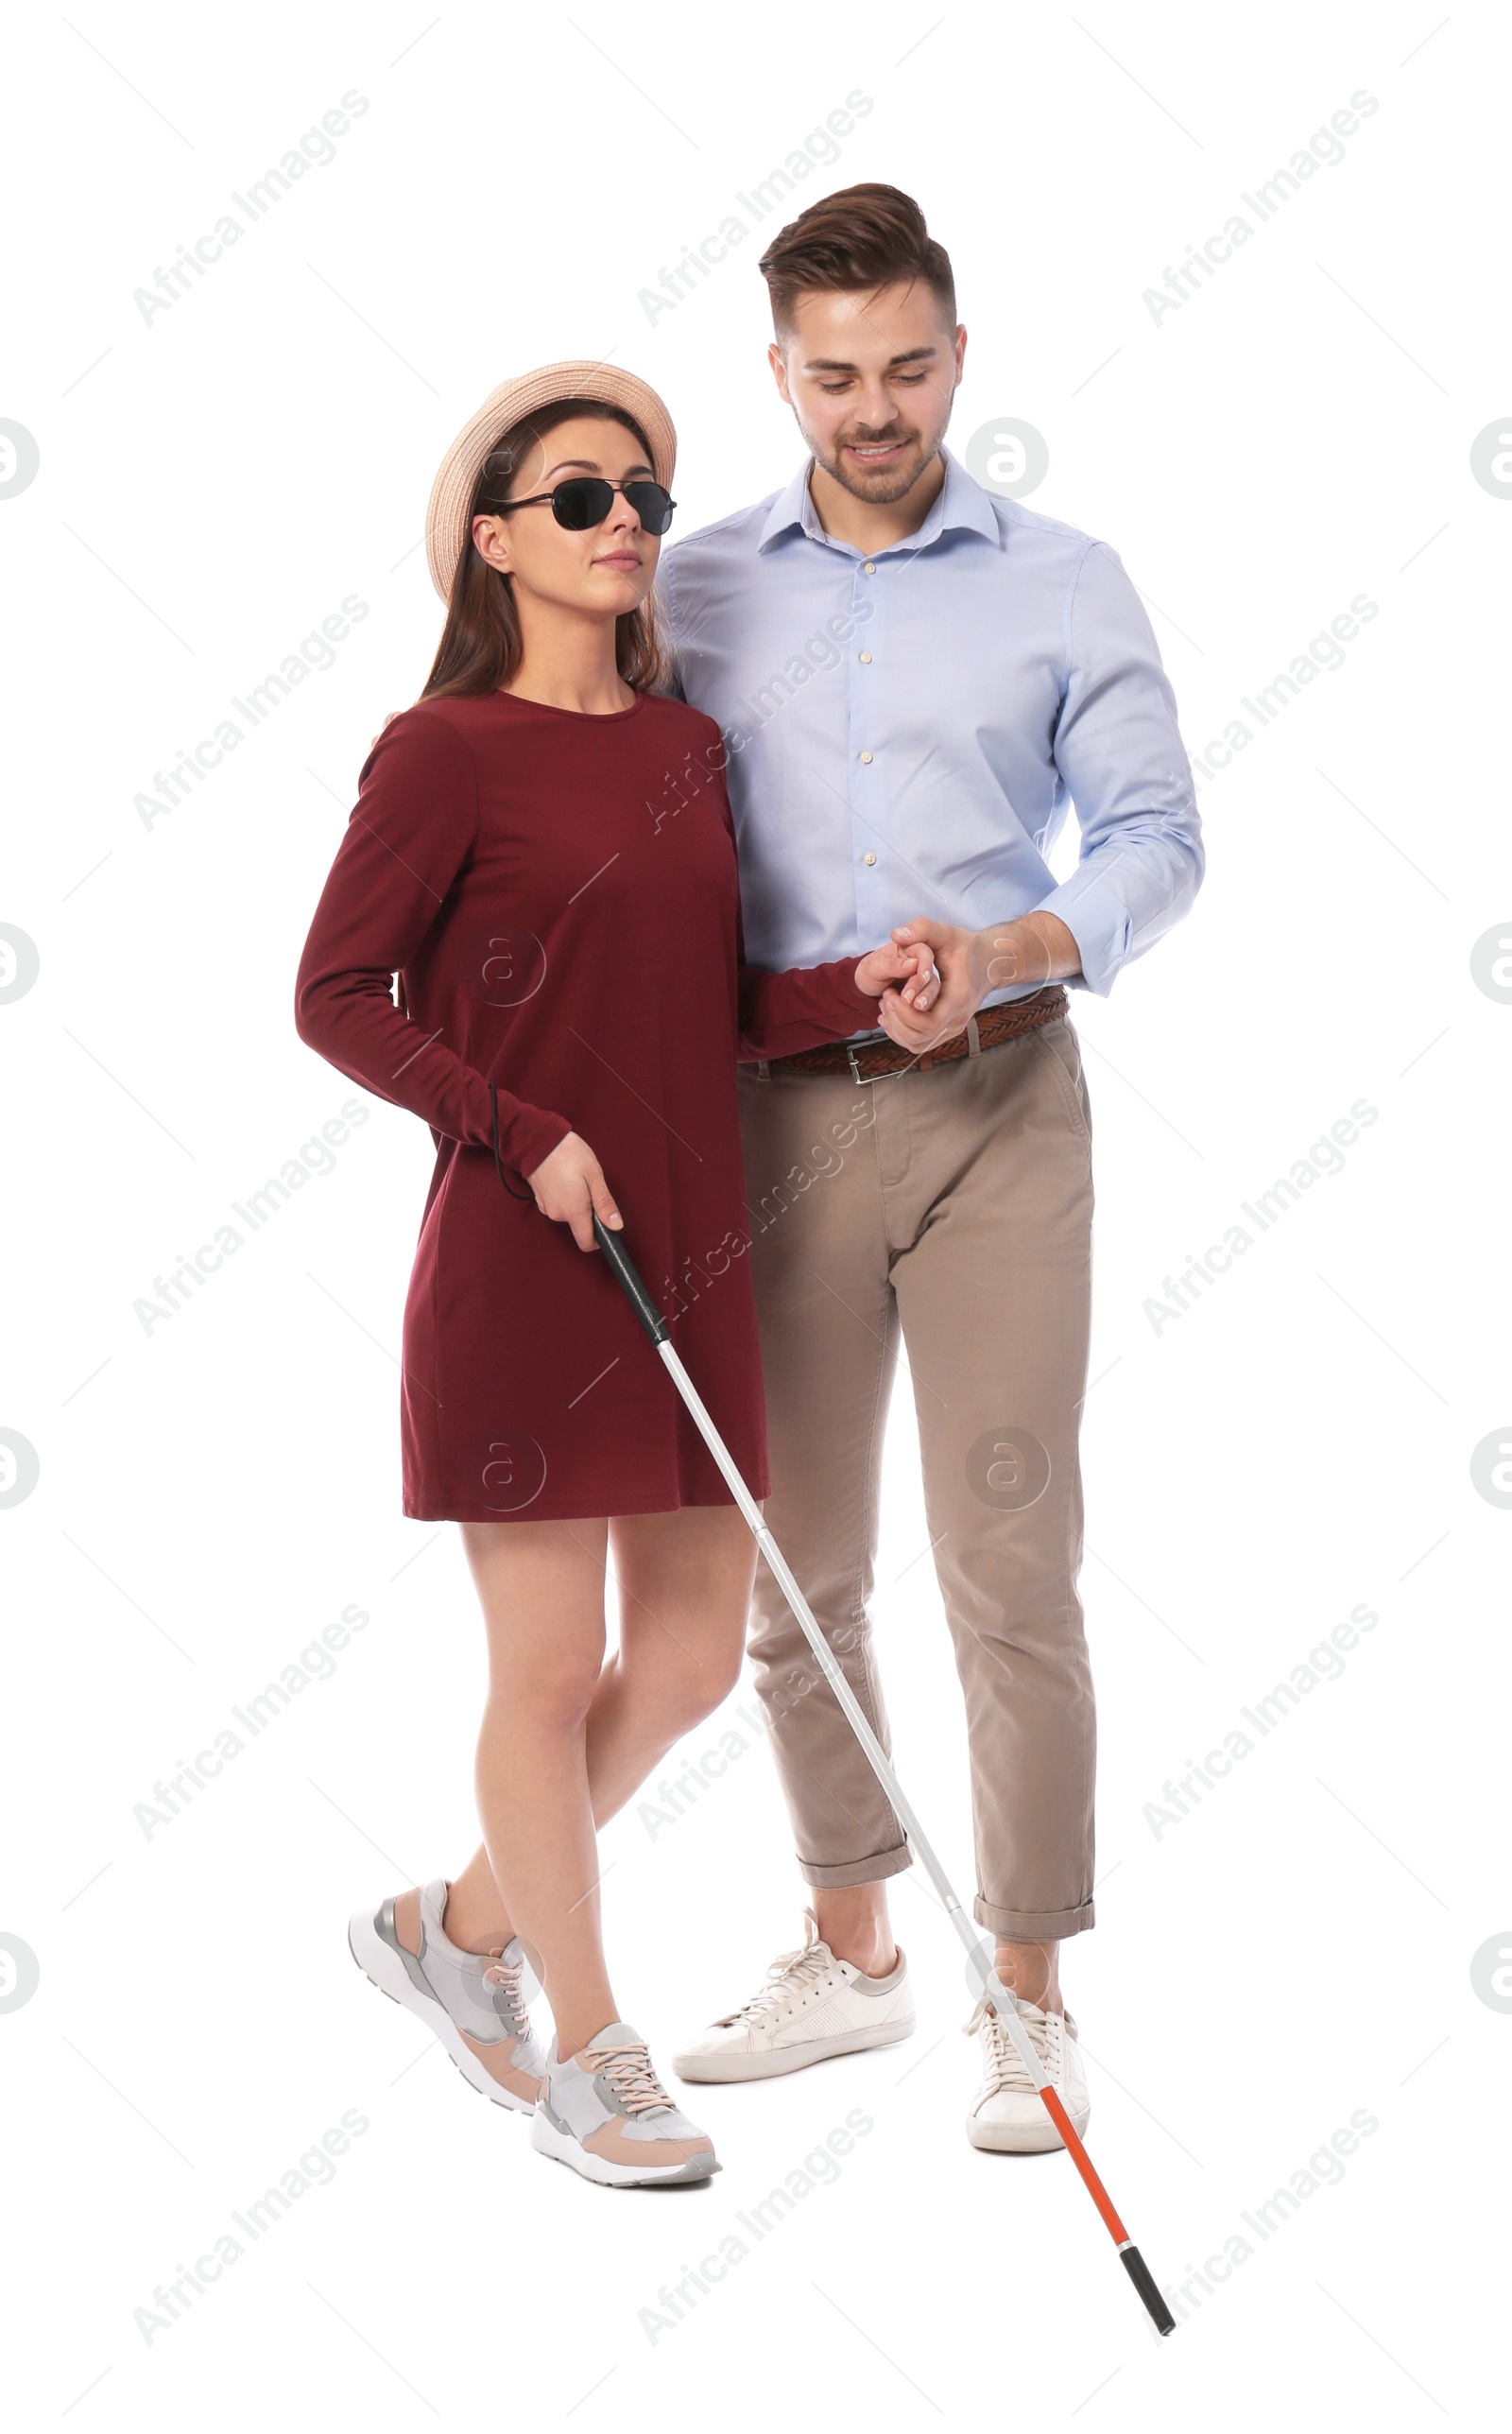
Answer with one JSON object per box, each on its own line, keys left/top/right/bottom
{"left": 472, "top": 511, "right": 513, "bottom": 578}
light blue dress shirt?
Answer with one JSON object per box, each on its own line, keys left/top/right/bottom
{"left": 658, "top": 446, "right": 1203, "bottom": 1015}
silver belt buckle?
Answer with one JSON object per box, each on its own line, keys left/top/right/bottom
{"left": 846, "top": 1038, "right": 890, "bottom": 1085}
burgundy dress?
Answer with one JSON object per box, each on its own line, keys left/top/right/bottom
{"left": 294, "top": 688, "right": 880, "bottom": 1522}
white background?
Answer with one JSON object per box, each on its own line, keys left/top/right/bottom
{"left": 3, "top": 3, "right": 1507, "bottom": 2425}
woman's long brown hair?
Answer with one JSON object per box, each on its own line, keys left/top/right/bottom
{"left": 419, "top": 398, "right": 668, "bottom": 702}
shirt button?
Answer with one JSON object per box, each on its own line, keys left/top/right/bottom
{"left": 859, "top": 651, "right": 872, "bottom": 664}
{"left": 859, "top": 749, "right": 873, "bottom": 764}
{"left": 864, "top": 853, "right": 877, "bottom": 866}
{"left": 862, "top": 561, "right": 876, "bottom": 574}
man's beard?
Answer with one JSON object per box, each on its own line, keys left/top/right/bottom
{"left": 814, "top": 423, "right": 939, "bottom": 505}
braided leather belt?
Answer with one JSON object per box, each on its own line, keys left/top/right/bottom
{"left": 763, "top": 983, "right": 1069, "bottom": 1083}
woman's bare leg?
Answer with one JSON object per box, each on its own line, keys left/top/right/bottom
{"left": 457, "top": 1519, "right": 613, "bottom": 2056}
{"left": 455, "top": 1505, "right": 753, "bottom": 2058}
{"left": 585, "top": 1504, "right": 754, "bottom": 1812}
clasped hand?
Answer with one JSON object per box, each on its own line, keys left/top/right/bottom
{"left": 872, "top": 911, "right": 1080, "bottom": 1053}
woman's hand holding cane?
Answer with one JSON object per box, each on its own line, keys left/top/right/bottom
{"left": 525, "top": 1131, "right": 623, "bottom": 1251}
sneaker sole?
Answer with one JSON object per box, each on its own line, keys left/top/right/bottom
{"left": 673, "top": 2014, "right": 916, "bottom": 2083}
{"left": 530, "top": 2109, "right": 721, "bottom": 2187}
{"left": 346, "top": 1904, "right": 537, "bottom": 2115}
{"left": 967, "top": 2098, "right": 1092, "bottom": 2154}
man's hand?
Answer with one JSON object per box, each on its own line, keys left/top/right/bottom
{"left": 873, "top": 911, "right": 1082, "bottom": 1052}
{"left": 854, "top": 936, "right": 940, "bottom": 1006}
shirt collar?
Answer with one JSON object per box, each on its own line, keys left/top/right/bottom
{"left": 756, "top": 444, "right": 1001, "bottom": 555}
{"left": 757, "top": 457, "right": 822, "bottom": 550}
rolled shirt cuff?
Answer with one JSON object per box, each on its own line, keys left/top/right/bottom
{"left": 1034, "top": 871, "right": 1134, "bottom": 999}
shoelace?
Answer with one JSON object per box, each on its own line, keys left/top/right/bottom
{"left": 578, "top": 2037, "right": 673, "bottom": 2115}
{"left": 482, "top": 1950, "right": 532, "bottom": 2042}
{"left": 716, "top": 1909, "right": 837, "bottom": 2027}
{"left": 963, "top": 1995, "right": 1061, "bottom": 2097}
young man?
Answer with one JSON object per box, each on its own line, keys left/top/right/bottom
{"left": 659, "top": 183, "right": 1203, "bottom": 2150}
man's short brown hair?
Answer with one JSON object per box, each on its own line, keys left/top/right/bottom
{"left": 757, "top": 182, "right": 955, "bottom": 337}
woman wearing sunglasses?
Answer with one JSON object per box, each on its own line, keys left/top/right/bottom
{"left": 293, "top": 365, "right": 936, "bottom": 2187}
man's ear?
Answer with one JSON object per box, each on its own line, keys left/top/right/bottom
{"left": 767, "top": 338, "right": 793, "bottom": 406}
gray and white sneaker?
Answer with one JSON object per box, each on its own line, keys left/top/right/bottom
{"left": 348, "top": 1877, "right": 547, "bottom": 2114}
{"left": 532, "top": 2024, "right": 720, "bottom": 2186}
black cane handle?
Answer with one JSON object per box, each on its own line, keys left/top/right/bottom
{"left": 592, "top": 1214, "right": 669, "bottom": 1346}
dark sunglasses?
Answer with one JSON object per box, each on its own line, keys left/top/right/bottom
{"left": 494, "top": 475, "right": 678, "bottom": 537}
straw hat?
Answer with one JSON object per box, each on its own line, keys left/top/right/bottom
{"left": 424, "top": 361, "right": 678, "bottom": 600}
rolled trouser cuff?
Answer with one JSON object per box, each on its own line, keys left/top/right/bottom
{"left": 973, "top": 1895, "right": 1095, "bottom": 1939}
{"left": 798, "top": 1840, "right": 913, "bottom": 1891}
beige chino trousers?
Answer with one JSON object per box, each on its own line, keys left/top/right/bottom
{"left": 736, "top": 1013, "right": 1096, "bottom": 1940}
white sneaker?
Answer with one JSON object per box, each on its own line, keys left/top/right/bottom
{"left": 964, "top": 1994, "right": 1091, "bottom": 2152}
{"left": 532, "top": 2024, "right": 719, "bottom": 2186}
{"left": 673, "top": 1908, "right": 915, "bottom": 2083}
{"left": 348, "top": 1878, "right": 546, "bottom": 2114}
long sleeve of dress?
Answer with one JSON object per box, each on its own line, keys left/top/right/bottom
{"left": 294, "top": 706, "right": 572, "bottom": 1178}
{"left": 717, "top": 776, "right": 882, "bottom": 1060}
